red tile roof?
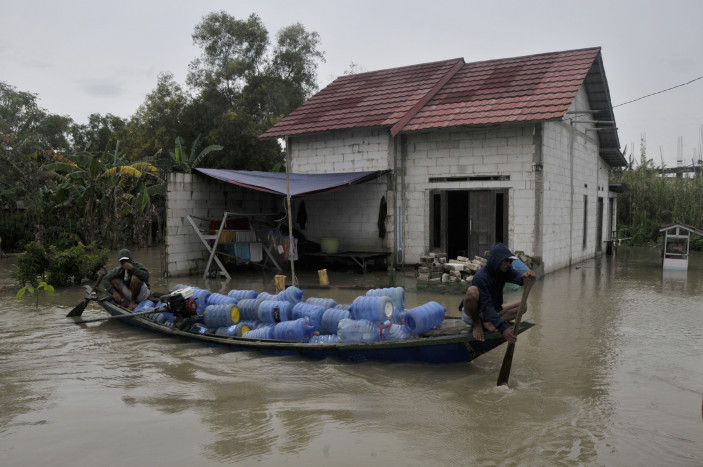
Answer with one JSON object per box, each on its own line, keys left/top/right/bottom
{"left": 260, "top": 47, "right": 603, "bottom": 138}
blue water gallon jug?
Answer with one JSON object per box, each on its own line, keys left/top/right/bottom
{"left": 337, "top": 318, "right": 381, "bottom": 343}
{"left": 305, "top": 297, "right": 338, "bottom": 310}
{"left": 366, "top": 287, "right": 405, "bottom": 312}
{"left": 273, "top": 318, "right": 314, "bottom": 342}
{"left": 391, "top": 309, "right": 407, "bottom": 325}
{"left": 233, "top": 321, "right": 257, "bottom": 336}
{"left": 203, "top": 303, "right": 240, "bottom": 328}
{"left": 188, "top": 288, "right": 211, "bottom": 315}
{"left": 405, "top": 301, "right": 446, "bottom": 334}
{"left": 206, "top": 292, "right": 239, "bottom": 306}
{"left": 380, "top": 320, "right": 413, "bottom": 341}
{"left": 227, "top": 289, "right": 259, "bottom": 300}
{"left": 256, "top": 292, "right": 278, "bottom": 301}
{"left": 320, "top": 307, "right": 351, "bottom": 334}
{"left": 243, "top": 324, "right": 275, "bottom": 339}
{"left": 350, "top": 296, "right": 393, "bottom": 322}
{"left": 276, "top": 286, "right": 305, "bottom": 304}
{"left": 133, "top": 300, "right": 155, "bottom": 313}
{"left": 257, "top": 300, "right": 292, "bottom": 323}
{"left": 290, "top": 302, "right": 325, "bottom": 331}
{"left": 309, "top": 334, "right": 339, "bottom": 344}
{"left": 236, "top": 297, "right": 266, "bottom": 321}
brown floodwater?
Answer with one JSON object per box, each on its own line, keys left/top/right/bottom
{"left": 0, "top": 246, "right": 701, "bottom": 466}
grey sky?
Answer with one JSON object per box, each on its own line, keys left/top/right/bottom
{"left": 2, "top": 0, "right": 702, "bottom": 167}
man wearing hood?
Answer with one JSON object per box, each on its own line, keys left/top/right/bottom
{"left": 102, "top": 248, "right": 151, "bottom": 310}
{"left": 460, "top": 243, "right": 535, "bottom": 343}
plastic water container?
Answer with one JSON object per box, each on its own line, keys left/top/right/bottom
{"left": 206, "top": 292, "right": 239, "bottom": 306}
{"left": 276, "top": 286, "right": 305, "bottom": 304}
{"left": 405, "top": 301, "right": 446, "bottom": 334}
{"left": 320, "top": 307, "right": 350, "bottom": 334}
{"left": 366, "top": 287, "right": 405, "bottom": 312}
{"left": 335, "top": 303, "right": 352, "bottom": 310}
{"left": 350, "top": 296, "right": 393, "bottom": 322}
{"left": 391, "top": 309, "right": 407, "bottom": 325}
{"left": 380, "top": 320, "right": 413, "bottom": 341}
{"left": 228, "top": 289, "right": 259, "bottom": 300}
{"left": 237, "top": 297, "right": 266, "bottom": 321}
{"left": 257, "top": 300, "right": 292, "bottom": 323}
{"left": 257, "top": 292, "right": 278, "bottom": 301}
{"left": 337, "top": 318, "right": 381, "bottom": 343}
{"left": 290, "top": 302, "right": 325, "bottom": 330}
{"left": 234, "top": 321, "right": 257, "bottom": 336}
{"left": 203, "top": 303, "right": 240, "bottom": 328}
{"left": 243, "top": 324, "right": 275, "bottom": 339}
{"left": 134, "top": 300, "right": 155, "bottom": 313}
{"left": 273, "top": 318, "right": 314, "bottom": 342}
{"left": 305, "top": 297, "right": 337, "bottom": 310}
{"left": 309, "top": 334, "right": 339, "bottom": 344}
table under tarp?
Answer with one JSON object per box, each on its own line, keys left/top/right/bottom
{"left": 305, "top": 251, "right": 391, "bottom": 273}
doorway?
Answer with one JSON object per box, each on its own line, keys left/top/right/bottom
{"left": 431, "top": 189, "right": 508, "bottom": 259}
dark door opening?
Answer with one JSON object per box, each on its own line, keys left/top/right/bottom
{"left": 447, "top": 191, "right": 469, "bottom": 259}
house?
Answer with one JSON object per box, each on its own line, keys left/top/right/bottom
{"left": 256, "top": 46, "right": 626, "bottom": 274}
{"left": 164, "top": 46, "right": 625, "bottom": 277}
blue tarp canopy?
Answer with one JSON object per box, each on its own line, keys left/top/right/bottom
{"left": 195, "top": 168, "right": 390, "bottom": 197}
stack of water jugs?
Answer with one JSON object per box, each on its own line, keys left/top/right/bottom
{"left": 133, "top": 285, "right": 446, "bottom": 344}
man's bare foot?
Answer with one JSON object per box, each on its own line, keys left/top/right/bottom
{"left": 129, "top": 301, "right": 137, "bottom": 311}
{"left": 483, "top": 321, "right": 497, "bottom": 332}
{"left": 472, "top": 325, "right": 485, "bottom": 341}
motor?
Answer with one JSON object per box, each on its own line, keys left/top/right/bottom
{"left": 159, "top": 288, "right": 199, "bottom": 330}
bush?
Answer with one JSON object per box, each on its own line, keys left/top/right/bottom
{"left": 12, "top": 241, "right": 109, "bottom": 288}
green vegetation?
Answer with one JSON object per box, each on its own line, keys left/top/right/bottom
{"left": 0, "top": 11, "right": 325, "bottom": 253}
{"left": 16, "top": 281, "right": 55, "bottom": 308}
{"left": 611, "top": 142, "right": 703, "bottom": 249}
{"left": 11, "top": 241, "right": 108, "bottom": 288}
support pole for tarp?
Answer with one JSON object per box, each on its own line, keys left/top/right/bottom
{"left": 286, "top": 137, "right": 297, "bottom": 287}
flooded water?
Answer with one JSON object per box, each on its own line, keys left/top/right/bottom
{"left": 1, "top": 246, "right": 701, "bottom": 466}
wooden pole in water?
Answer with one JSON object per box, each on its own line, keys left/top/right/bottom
{"left": 285, "top": 137, "right": 297, "bottom": 287}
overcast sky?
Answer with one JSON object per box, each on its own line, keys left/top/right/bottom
{"left": 2, "top": 0, "right": 702, "bottom": 167}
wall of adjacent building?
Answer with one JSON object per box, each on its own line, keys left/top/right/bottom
{"left": 165, "top": 173, "right": 280, "bottom": 277}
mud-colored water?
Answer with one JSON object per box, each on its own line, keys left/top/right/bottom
{"left": 1, "top": 246, "right": 701, "bottom": 466}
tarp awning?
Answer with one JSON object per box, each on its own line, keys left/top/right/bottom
{"left": 194, "top": 168, "right": 390, "bottom": 197}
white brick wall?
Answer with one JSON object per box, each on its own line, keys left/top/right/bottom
{"left": 165, "top": 173, "right": 280, "bottom": 277}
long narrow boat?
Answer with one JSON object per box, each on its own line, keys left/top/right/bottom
{"left": 77, "top": 287, "right": 536, "bottom": 364}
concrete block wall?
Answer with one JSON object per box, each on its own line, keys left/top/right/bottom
{"left": 541, "top": 85, "right": 614, "bottom": 272}
{"left": 403, "top": 125, "right": 538, "bottom": 264}
{"left": 293, "top": 175, "right": 391, "bottom": 252}
{"left": 291, "top": 129, "right": 392, "bottom": 173}
{"left": 165, "top": 172, "right": 280, "bottom": 277}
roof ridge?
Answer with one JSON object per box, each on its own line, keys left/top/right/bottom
{"left": 390, "top": 59, "right": 465, "bottom": 137}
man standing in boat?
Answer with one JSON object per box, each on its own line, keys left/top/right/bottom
{"left": 102, "top": 248, "right": 151, "bottom": 310}
{"left": 460, "top": 243, "right": 536, "bottom": 343}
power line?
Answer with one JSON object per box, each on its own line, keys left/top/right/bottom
{"left": 613, "top": 75, "right": 703, "bottom": 108}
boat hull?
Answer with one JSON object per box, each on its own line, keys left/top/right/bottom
{"left": 96, "top": 299, "right": 536, "bottom": 364}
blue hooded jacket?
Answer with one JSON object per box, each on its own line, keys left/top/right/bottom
{"left": 467, "top": 243, "right": 524, "bottom": 333}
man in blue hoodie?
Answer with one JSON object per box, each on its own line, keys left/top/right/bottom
{"left": 460, "top": 243, "right": 535, "bottom": 343}
{"left": 101, "top": 248, "right": 151, "bottom": 310}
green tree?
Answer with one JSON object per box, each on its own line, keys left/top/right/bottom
{"left": 185, "top": 11, "right": 324, "bottom": 171}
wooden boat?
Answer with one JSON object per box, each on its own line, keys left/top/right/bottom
{"left": 77, "top": 287, "right": 536, "bottom": 364}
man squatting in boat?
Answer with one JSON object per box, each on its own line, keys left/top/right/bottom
{"left": 459, "top": 243, "right": 536, "bottom": 343}
{"left": 102, "top": 248, "right": 151, "bottom": 310}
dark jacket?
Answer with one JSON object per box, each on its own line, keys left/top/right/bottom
{"left": 102, "top": 248, "right": 150, "bottom": 293}
{"left": 469, "top": 243, "right": 523, "bottom": 333}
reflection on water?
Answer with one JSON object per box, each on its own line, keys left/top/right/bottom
{"left": 1, "top": 246, "right": 702, "bottom": 466}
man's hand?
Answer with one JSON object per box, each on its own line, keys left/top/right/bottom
{"left": 522, "top": 270, "right": 536, "bottom": 282}
{"left": 121, "top": 261, "right": 133, "bottom": 270}
{"left": 502, "top": 328, "right": 517, "bottom": 343}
